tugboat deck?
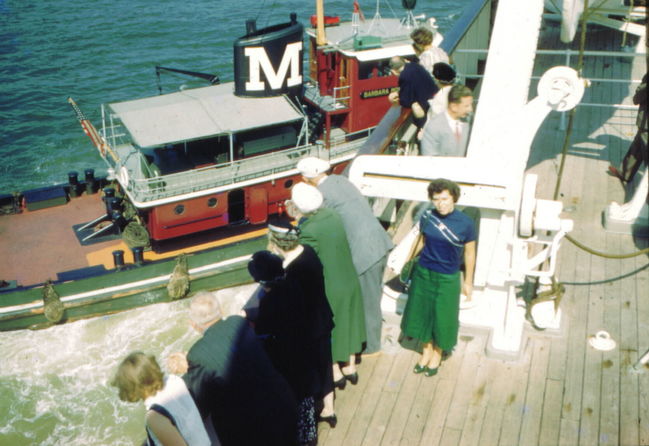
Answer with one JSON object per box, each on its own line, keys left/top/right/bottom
{"left": 316, "top": 19, "right": 648, "bottom": 446}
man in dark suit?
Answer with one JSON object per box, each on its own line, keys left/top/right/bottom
{"left": 297, "top": 157, "right": 394, "bottom": 356}
{"left": 420, "top": 84, "right": 473, "bottom": 157}
{"left": 183, "top": 291, "right": 298, "bottom": 446}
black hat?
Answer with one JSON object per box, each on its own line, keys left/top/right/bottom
{"left": 432, "top": 62, "right": 456, "bottom": 84}
{"left": 267, "top": 215, "right": 300, "bottom": 251}
{"left": 267, "top": 214, "right": 297, "bottom": 233}
{"left": 248, "top": 250, "right": 284, "bottom": 283}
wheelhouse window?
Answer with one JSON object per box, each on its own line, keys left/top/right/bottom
{"left": 358, "top": 58, "right": 393, "bottom": 80}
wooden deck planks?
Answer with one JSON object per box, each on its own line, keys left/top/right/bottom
{"left": 456, "top": 356, "right": 495, "bottom": 446}
{"left": 600, "top": 233, "right": 623, "bottom": 446}
{"left": 579, "top": 141, "right": 609, "bottom": 446}
{"left": 444, "top": 335, "right": 485, "bottom": 432}
{"left": 496, "top": 346, "right": 533, "bottom": 446}
{"left": 519, "top": 337, "right": 552, "bottom": 446}
{"left": 311, "top": 17, "right": 648, "bottom": 446}
{"left": 636, "top": 239, "right": 649, "bottom": 446}
{"left": 618, "top": 264, "right": 640, "bottom": 446}
{"left": 319, "top": 355, "right": 381, "bottom": 445}
{"left": 479, "top": 357, "right": 517, "bottom": 445}
{"left": 538, "top": 377, "right": 565, "bottom": 446}
{"left": 418, "top": 337, "right": 472, "bottom": 446}
{"left": 361, "top": 349, "right": 412, "bottom": 446}
{"left": 339, "top": 353, "right": 395, "bottom": 445}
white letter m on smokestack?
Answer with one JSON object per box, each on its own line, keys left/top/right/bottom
{"left": 245, "top": 41, "right": 303, "bottom": 91}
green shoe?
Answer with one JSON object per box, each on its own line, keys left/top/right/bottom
{"left": 413, "top": 363, "right": 427, "bottom": 374}
{"left": 424, "top": 366, "right": 438, "bottom": 377}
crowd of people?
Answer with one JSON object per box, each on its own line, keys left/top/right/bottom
{"left": 109, "top": 25, "right": 479, "bottom": 446}
{"left": 389, "top": 26, "right": 474, "bottom": 156}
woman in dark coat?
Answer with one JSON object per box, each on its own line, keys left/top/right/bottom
{"left": 266, "top": 218, "right": 338, "bottom": 427}
{"left": 248, "top": 247, "right": 334, "bottom": 444}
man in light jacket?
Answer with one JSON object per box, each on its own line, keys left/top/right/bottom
{"left": 420, "top": 84, "right": 473, "bottom": 157}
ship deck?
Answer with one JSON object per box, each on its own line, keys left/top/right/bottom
{"left": 0, "top": 191, "right": 267, "bottom": 289}
{"left": 315, "top": 18, "right": 648, "bottom": 446}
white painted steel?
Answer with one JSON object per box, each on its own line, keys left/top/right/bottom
{"left": 354, "top": 0, "right": 589, "bottom": 358}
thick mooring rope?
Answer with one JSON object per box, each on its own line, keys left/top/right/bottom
{"left": 552, "top": 0, "right": 649, "bottom": 261}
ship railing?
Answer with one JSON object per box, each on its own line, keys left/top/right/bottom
{"left": 126, "top": 135, "right": 366, "bottom": 203}
{"left": 303, "top": 79, "right": 350, "bottom": 112}
{"left": 100, "top": 108, "right": 136, "bottom": 170}
{"left": 332, "top": 85, "right": 351, "bottom": 109}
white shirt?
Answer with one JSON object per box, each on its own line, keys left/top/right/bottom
{"left": 145, "top": 374, "right": 212, "bottom": 446}
{"left": 418, "top": 47, "right": 450, "bottom": 74}
{"left": 445, "top": 111, "right": 462, "bottom": 139}
{"left": 429, "top": 85, "right": 451, "bottom": 117}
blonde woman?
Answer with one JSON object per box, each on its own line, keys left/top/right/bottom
{"left": 111, "top": 351, "right": 210, "bottom": 446}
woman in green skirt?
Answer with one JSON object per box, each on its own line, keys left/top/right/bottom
{"left": 401, "top": 179, "right": 476, "bottom": 376}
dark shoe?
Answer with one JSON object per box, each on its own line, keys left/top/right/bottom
{"left": 413, "top": 363, "right": 427, "bottom": 374}
{"left": 333, "top": 377, "right": 347, "bottom": 390}
{"left": 343, "top": 371, "right": 359, "bottom": 385}
{"left": 424, "top": 366, "right": 439, "bottom": 377}
{"left": 318, "top": 413, "right": 337, "bottom": 428}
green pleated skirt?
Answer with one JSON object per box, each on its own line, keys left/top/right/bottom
{"left": 400, "top": 264, "right": 461, "bottom": 351}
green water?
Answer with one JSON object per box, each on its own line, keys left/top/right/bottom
{"left": 0, "top": 284, "right": 257, "bottom": 445}
{"left": 0, "top": 0, "right": 464, "bottom": 443}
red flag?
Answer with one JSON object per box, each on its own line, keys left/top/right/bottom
{"left": 354, "top": 1, "right": 365, "bottom": 22}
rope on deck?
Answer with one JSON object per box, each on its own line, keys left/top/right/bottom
{"left": 553, "top": 0, "right": 649, "bottom": 261}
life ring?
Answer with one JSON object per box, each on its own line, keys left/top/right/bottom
{"left": 537, "top": 66, "right": 585, "bottom": 112}
{"left": 118, "top": 166, "right": 129, "bottom": 186}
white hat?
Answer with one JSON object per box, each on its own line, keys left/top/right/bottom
{"left": 296, "top": 157, "right": 331, "bottom": 179}
{"left": 291, "top": 182, "right": 323, "bottom": 214}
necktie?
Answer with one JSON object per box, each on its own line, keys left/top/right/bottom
{"left": 454, "top": 121, "right": 461, "bottom": 142}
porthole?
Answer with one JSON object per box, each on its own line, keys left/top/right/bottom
{"left": 174, "top": 204, "right": 185, "bottom": 215}
{"left": 284, "top": 179, "right": 294, "bottom": 188}
{"left": 207, "top": 197, "right": 218, "bottom": 208}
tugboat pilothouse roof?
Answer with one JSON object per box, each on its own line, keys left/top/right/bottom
{"left": 304, "top": 17, "right": 431, "bottom": 59}
{"left": 107, "top": 83, "right": 304, "bottom": 148}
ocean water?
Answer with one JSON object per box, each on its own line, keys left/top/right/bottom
{"left": 0, "top": 0, "right": 464, "bottom": 193}
{"left": 0, "top": 0, "right": 464, "bottom": 444}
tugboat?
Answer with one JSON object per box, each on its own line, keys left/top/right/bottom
{"left": 0, "top": 1, "right": 437, "bottom": 331}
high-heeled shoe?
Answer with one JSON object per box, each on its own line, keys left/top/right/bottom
{"left": 343, "top": 371, "right": 359, "bottom": 385}
{"left": 413, "top": 363, "right": 427, "bottom": 374}
{"left": 333, "top": 376, "right": 347, "bottom": 390}
{"left": 318, "top": 413, "right": 337, "bottom": 428}
{"left": 424, "top": 366, "right": 438, "bottom": 377}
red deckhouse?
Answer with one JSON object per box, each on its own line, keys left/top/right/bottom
{"left": 89, "top": 8, "right": 422, "bottom": 243}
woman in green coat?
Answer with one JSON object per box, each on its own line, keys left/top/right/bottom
{"left": 288, "top": 182, "right": 366, "bottom": 389}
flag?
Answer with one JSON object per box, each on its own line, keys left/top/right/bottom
{"left": 354, "top": 1, "right": 365, "bottom": 22}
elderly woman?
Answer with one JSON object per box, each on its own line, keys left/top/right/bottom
{"left": 400, "top": 179, "right": 476, "bottom": 376}
{"left": 111, "top": 351, "right": 210, "bottom": 446}
{"left": 248, "top": 248, "right": 333, "bottom": 443}
{"left": 266, "top": 218, "right": 337, "bottom": 427}
{"left": 287, "top": 183, "right": 366, "bottom": 390}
